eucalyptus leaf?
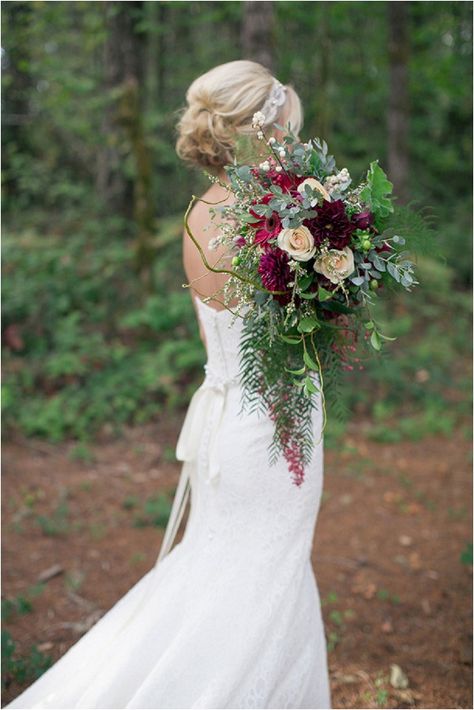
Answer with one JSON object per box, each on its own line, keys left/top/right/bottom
{"left": 236, "top": 165, "right": 253, "bottom": 183}
{"left": 372, "top": 255, "right": 386, "bottom": 271}
{"left": 387, "top": 262, "right": 401, "bottom": 282}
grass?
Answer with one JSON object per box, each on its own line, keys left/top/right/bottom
{"left": 35, "top": 500, "right": 70, "bottom": 537}
{"left": 1, "top": 630, "right": 52, "bottom": 691}
{"left": 321, "top": 591, "right": 356, "bottom": 653}
{"left": 132, "top": 493, "right": 172, "bottom": 529}
{"left": 69, "top": 443, "right": 96, "bottom": 463}
{"left": 460, "top": 542, "right": 473, "bottom": 566}
{"left": 1, "top": 584, "right": 45, "bottom": 622}
{"left": 376, "top": 588, "right": 401, "bottom": 605}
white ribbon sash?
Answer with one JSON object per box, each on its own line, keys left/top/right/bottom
{"left": 155, "top": 376, "right": 231, "bottom": 566}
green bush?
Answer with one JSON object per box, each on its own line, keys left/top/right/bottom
{"left": 2, "top": 226, "right": 205, "bottom": 442}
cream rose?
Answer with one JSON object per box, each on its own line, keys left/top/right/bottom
{"left": 277, "top": 225, "right": 316, "bottom": 262}
{"left": 313, "top": 247, "right": 355, "bottom": 284}
{"left": 297, "top": 177, "right": 331, "bottom": 205}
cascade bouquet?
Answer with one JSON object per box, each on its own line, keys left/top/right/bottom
{"left": 184, "top": 112, "right": 434, "bottom": 487}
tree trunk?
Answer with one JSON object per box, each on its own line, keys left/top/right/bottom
{"left": 241, "top": 1, "right": 275, "bottom": 72}
{"left": 317, "top": 3, "right": 332, "bottom": 140}
{"left": 2, "top": 2, "right": 34, "bottom": 199}
{"left": 387, "top": 1, "right": 410, "bottom": 203}
{"left": 118, "top": 76, "right": 156, "bottom": 292}
{"left": 97, "top": 1, "right": 145, "bottom": 217}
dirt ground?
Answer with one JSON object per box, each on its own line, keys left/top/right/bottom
{"left": 2, "top": 414, "right": 472, "bottom": 709}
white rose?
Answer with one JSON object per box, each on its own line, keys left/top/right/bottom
{"left": 297, "top": 177, "right": 331, "bottom": 205}
{"left": 313, "top": 247, "right": 355, "bottom": 284}
{"left": 277, "top": 226, "right": 316, "bottom": 262}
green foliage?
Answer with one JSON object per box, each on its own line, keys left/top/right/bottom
{"left": 239, "top": 309, "right": 317, "bottom": 481}
{"left": 2, "top": 226, "right": 205, "bottom": 442}
{"left": 1, "top": 593, "right": 37, "bottom": 623}
{"left": 460, "top": 542, "right": 473, "bottom": 566}
{"left": 36, "top": 500, "right": 70, "bottom": 537}
{"left": 360, "top": 161, "right": 394, "bottom": 225}
{"left": 1, "top": 631, "right": 52, "bottom": 691}
{"left": 132, "top": 493, "right": 173, "bottom": 529}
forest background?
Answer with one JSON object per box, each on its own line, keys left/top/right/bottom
{"left": 1, "top": 2, "right": 472, "bottom": 708}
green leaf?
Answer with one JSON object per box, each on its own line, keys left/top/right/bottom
{"left": 298, "top": 273, "right": 314, "bottom": 291}
{"left": 299, "top": 291, "right": 319, "bottom": 300}
{"left": 304, "top": 376, "right": 319, "bottom": 394}
{"left": 280, "top": 334, "right": 301, "bottom": 344}
{"left": 370, "top": 330, "right": 382, "bottom": 351}
{"left": 318, "top": 286, "right": 334, "bottom": 302}
{"left": 320, "top": 301, "right": 355, "bottom": 314}
{"left": 360, "top": 161, "right": 394, "bottom": 220}
{"left": 285, "top": 365, "right": 306, "bottom": 375}
{"left": 236, "top": 165, "right": 253, "bottom": 183}
{"left": 303, "top": 349, "right": 319, "bottom": 371}
{"left": 364, "top": 320, "right": 375, "bottom": 330}
{"left": 297, "top": 316, "right": 320, "bottom": 333}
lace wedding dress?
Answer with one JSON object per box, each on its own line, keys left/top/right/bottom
{"left": 6, "top": 294, "right": 331, "bottom": 710}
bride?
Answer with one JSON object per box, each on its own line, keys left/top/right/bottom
{"left": 5, "top": 60, "right": 332, "bottom": 710}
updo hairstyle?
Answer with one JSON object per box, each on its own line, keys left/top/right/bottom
{"left": 175, "top": 60, "right": 303, "bottom": 173}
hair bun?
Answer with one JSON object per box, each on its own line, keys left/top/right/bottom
{"left": 176, "top": 101, "right": 234, "bottom": 171}
{"left": 175, "top": 60, "right": 302, "bottom": 173}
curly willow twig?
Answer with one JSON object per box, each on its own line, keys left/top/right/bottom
{"left": 182, "top": 193, "right": 288, "bottom": 298}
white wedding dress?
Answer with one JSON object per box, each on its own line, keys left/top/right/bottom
{"left": 5, "top": 294, "right": 331, "bottom": 710}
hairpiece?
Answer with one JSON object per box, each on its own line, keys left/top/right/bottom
{"left": 260, "top": 79, "right": 287, "bottom": 126}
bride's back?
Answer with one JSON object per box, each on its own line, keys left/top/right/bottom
{"left": 182, "top": 181, "right": 236, "bottom": 314}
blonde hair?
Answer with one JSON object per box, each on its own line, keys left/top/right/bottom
{"left": 175, "top": 60, "right": 303, "bottom": 172}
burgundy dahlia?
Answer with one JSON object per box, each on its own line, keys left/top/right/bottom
{"left": 250, "top": 194, "right": 282, "bottom": 248}
{"left": 258, "top": 247, "right": 292, "bottom": 305}
{"left": 305, "top": 199, "right": 354, "bottom": 249}
{"left": 351, "top": 210, "right": 374, "bottom": 231}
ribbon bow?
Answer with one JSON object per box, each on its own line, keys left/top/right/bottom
{"left": 176, "top": 375, "right": 230, "bottom": 485}
{"left": 156, "top": 370, "right": 238, "bottom": 565}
